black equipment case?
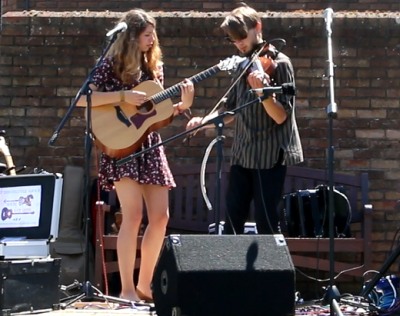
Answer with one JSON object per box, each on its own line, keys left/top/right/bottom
{"left": 283, "top": 185, "right": 352, "bottom": 238}
{"left": 0, "top": 258, "right": 61, "bottom": 315}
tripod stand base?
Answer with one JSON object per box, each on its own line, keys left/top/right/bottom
{"left": 59, "top": 280, "right": 154, "bottom": 311}
{"left": 322, "top": 285, "right": 341, "bottom": 305}
{"left": 322, "top": 285, "right": 344, "bottom": 316}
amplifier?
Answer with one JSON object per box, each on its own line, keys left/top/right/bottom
{"left": 153, "top": 234, "right": 295, "bottom": 316}
{"left": 0, "top": 258, "right": 61, "bottom": 315}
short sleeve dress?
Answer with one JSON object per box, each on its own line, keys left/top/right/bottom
{"left": 91, "top": 57, "right": 176, "bottom": 191}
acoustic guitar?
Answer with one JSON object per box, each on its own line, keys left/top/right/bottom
{"left": 89, "top": 56, "right": 244, "bottom": 158}
{"left": 0, "top": 135, "right": 16, "bottom": 175}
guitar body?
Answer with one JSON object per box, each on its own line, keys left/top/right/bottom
{"left": 90, "top": 80, "right": 174, "bottom": 158}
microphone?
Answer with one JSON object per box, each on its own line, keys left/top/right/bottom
{"left": 106, "top": 22, "right": 128, "bottom": 37}
{"left": 250, "top": 83, "right": 296, "bottom": 96}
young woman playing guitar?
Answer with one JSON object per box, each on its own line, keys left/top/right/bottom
{"left": 77, "top": 9, "right": 194, "bottom": 303}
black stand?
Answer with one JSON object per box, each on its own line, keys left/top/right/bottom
{"left": 48, "top": 32, "right": 144, "bottom": 309}
{"left": 211, "top": 115, "right": 227, "bottom": 234}
{"left": 197, "top": 115, "right": 227, "bottom": 235}
{"left": 320, "top": 8, "right": 343, "bottom": 316}
{"left": 213, "top": 117, "right": 225, "bottom": 234}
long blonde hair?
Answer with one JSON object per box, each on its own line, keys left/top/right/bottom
{"left": 107, "top": 9, "right": 163, "bottom": 84}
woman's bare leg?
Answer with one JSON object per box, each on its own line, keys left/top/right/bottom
{"left": 136, "top": 184, "right": 169, "bottom": 299}
{"left": 113, "top": 178, "right": 143, "bottom": 301}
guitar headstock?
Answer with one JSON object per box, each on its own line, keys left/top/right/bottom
{"left": 217, "top": 55, "right": 247, "bottom": 72}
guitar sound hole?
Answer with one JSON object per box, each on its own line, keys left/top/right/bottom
{"left": 137, "top": 100, "right": 154, "bottom": 113}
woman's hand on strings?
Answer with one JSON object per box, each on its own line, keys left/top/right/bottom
{"left": 125, "top": 90, "right": 147, "bottom": 106}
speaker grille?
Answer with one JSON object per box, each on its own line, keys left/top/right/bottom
{"left": 153, "top": 234, "right": 295, "bottom": 316}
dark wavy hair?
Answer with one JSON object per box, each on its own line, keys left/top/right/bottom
{"left": 220, "top": 3, "right": 261, "bottom": 42}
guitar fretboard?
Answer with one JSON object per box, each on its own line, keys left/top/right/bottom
{"left": 151, "top": 65, "right": 220, "bottom": 104}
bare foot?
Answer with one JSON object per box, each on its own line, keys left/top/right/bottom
{"left": 120, "top": 290, "right": 141, "bottom": 302}
{"left": 136, "top": 288, "right": 153, "bottom": 302}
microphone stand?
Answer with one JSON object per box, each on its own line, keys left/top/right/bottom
{"left": 49, "top": 31, "right": 146, "bottom": 309}
{"left": 199, "top": 114, "right": 226, "bottom": 235}
{"left": 321, "top": 8, "right": 343, "bottom": 316}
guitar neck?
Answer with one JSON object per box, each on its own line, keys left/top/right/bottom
{"left": 151, "top": 65, "right": 220, "bottom": 104}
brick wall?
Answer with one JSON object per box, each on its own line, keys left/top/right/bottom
{"left": 1, "top": 0, "right": 400, "bottom": 13}
{"left": 1, "top": 10, "right": 400, "bottom": 273}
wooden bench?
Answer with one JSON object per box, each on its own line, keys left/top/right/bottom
{"left": 94, "top": 163, "right": 372, "bottom": 292}
{"left": 168, "top": 163, "right": 373, "bottom": 277}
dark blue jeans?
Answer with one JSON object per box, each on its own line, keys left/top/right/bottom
{"left": 224, "top": 164, "right": 287, "bottom": 234}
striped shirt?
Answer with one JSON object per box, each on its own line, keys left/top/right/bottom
{"left": 225, "top": 51, "right": 303, "bottom": 169}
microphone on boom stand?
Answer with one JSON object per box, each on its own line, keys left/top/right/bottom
{"left": 249, "top": 83, "right": 296, "bottom": 97}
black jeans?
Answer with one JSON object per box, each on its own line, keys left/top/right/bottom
{"left": 224, "top": 163, "right": 287, "bottom": 234}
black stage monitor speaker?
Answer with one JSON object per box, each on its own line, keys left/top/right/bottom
{"left": 152, "top": 234, "right": 295, "bottom": 316}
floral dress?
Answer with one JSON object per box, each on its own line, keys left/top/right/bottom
{"left": 91, "top": 57, "right": 175, "bottom": 191}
